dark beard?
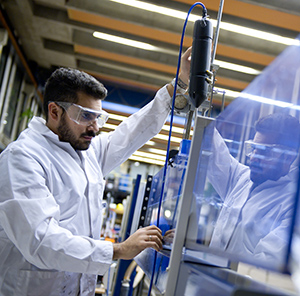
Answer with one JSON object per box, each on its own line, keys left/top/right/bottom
{"left": 57, "top": 114, "right": 95, "bottom": 150}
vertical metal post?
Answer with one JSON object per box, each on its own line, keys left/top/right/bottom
{"left": 164, "top": 114, "right": 214, "bottom": 296}
{"left": 211, "top": 0, "right": 225, "bottom": 65}
{"left": 183, "top": 109, "right": 194, "bottom": 140}
{"left": 208, "top": 0, "right": 225, "bottom": 116}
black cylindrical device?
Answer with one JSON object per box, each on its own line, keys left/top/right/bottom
{"left": 189, "top": 18, "right": 213, "bottom": 108}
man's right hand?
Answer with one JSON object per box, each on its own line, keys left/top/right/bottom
{"left": 112, "top": 225, "right": 163, "bottom": 260}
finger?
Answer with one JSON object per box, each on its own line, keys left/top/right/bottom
{"left": 147, "top": 230, "right": 163, "bottom": 241}
{"left": 154, "top": 234, "right": 164, "bottom": 248}
{"left": 163, "top": 233, "right": 174, "bottom": 244}
{"left": 145, "top": 232, "right": 163, "bottom": 250}
{"left": 149, "top": 237, "right": 163, "bottom": 251}
{"left": 156, "top": 238, "right": 163, "bottom": 250}
{"left": 144, "top": 225, "right": 163, "bottom": 240}
{"left": 164, "top": 229, "right": 175, "bottom": 235}
{"left": 146, "top": 233, "right": 162, "bottom": 243}
{"left": 182, "top": 46, "right": 192, "bottom": 58}
{"left": 146, "top": 225, "right": 162, "bottom": 233}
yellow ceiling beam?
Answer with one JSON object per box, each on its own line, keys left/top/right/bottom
{"left": 74, "top": 44, "right": 176, "bottom": 74}
{"left": 83, "top": 69, "right": 160, "bottom": 91}
{"left": 68, "top": 8, "right": 190, "bottom": 46}
{"left": 217, "top": 44, "right": 274, "bottom": 66}
{"left": 69, "top": 8, "right": 275, "bottom": 68}
{"left": 174, "top": 0, "right": 300, "bottom": 32}
{"left": 75, "top": 44, "right": 248, "bottom": 91}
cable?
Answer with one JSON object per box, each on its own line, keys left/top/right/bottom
{"left": 146, "top": 3, "right": 208, "bottom": 296}
{"left": 106, "top": 265, "right": 110, "bottom": 296}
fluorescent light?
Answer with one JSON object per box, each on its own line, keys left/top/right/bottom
{"left": 94, "top": 29, "right": 261, "bottom": 75}
{"left": 133, "top": 151, "right": 166, "bottom": 161}
{"left": 109, "top": 0, "right": 297, "bottom": 46}
{"left": 93, "top": 30, "right": 260, "bottom": 75}
{"left": 215, "top": 60, "right": 261, "bottom": 75}
{"left": 102, "top": 123, "right": 117, "bottom": 130}
{"left": 215, "top": 87, "right": 241, "bottom": 98}
{"left": 227, "top": 92, "right": 300, "bottom": 111}
{"left": 129, "top": 155, "right": 165, "bottom": 166}
{"left": 108, "top": 115, "right": 188, "bottom": 135}
{"left": 240, "top": 93, "right": 294, "bottom": 108}
{"left": 219, "top": 22, "right": 300, "bottom": 46}
{"left": 108, "top": 114, "right": 127, "bottom": 121}
{"left": 162, "top": 124, "right": 184, "bottom": 134}
{"left": 109, "top": 0, "right": 188, "bottom": 20}
{"left": 102, "top": 122, "right": 182, "bottom": 144}
{"left": 145, "top": 140, "right": 156, "bottom": 146}
{"left": 148, "top": 148, "right": 167, "bottom": 155}
{"left": 154, "top": 133, "right": 182, "bottom": 143}
{"left": 93, "top": 29, "right": 261, "bottom": 76}
{"left": 93, "top": 31, "right": 158, "bottom": 51}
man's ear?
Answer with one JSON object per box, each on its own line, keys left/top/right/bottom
{"left": 48, "top": 102, "right": 62, "bottom": 122}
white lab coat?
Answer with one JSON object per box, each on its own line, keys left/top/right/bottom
{"left": 208, "top": 129, "right": 297, "bottom": 266}
{"left": 0, "top": 85, "right": 171, "bottom": 296}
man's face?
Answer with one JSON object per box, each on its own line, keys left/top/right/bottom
{"left": 57, "top": 93, "right": 103, "bottom": 150}
{"left": 248, "top": 132, "right": 285, "bottom": 187}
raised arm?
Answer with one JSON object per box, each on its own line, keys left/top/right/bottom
{"left": 97, "top": 47, "right": 193, "bottom": 175}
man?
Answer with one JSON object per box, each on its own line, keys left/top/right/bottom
{"left": 208, "top": 112, "right": 300, "bottom": 263}
{"left": 0, "top": 48, "right": 191, "bottom": 295}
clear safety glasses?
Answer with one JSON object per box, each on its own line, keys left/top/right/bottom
{"left": 55, "top": 101, "right": 109, "bottom": 128}
{"left": 244, "top": 140, "right": 288, "bottom": 160}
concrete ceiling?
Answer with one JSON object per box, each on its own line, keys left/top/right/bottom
{"left": 0, "top": 0, "right": 300, "bottom": 164}
{"left": 2, "top": 0, "right": 300, "bottom": 101}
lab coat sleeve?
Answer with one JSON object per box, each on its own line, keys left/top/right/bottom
{"left": 96, "top": 85, "right": 171, "bottom": 176}
{"left": 253, "top": 207, "right": 293, "bottom": 262}
{"left": 207, "top": 128, "right": 249, "bottom": 200}
{"left": 0, "top": 147, "right": 112, "bottom": 275}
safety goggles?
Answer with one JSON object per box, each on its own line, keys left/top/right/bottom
{"left": 55, "top": 101, "right": 109, "bottom": 128}
{"left": 244, "top": 140, "right": 287, "bottom": 160}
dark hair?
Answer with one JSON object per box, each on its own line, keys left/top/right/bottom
{"left": 43, "top": 68, "right": 107, "bottom": 121}
{"left": 255, "top": 112, "right": 300, "bottom": 150}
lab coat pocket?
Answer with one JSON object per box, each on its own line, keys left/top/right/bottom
{"left": 15, "top": 269, "right": 64, "bottom": 296}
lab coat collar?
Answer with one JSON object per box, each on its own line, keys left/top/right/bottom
{"left": 28, "top": 116, "right": 86, "bottom": 161}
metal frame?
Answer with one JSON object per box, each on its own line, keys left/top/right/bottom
{"left": 164, "top": 114, "right": 214, "bottom": 296}
{"left": 138, "top": 175, "right": 153, "bottom": 228}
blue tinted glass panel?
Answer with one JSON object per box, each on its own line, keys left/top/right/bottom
{"left": 191, "top": 36, "right": 300, "bottom": 271}
{"left": 135, "top": 139, "right": 190, "bottom": 292}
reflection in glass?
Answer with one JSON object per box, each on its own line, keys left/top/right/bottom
{"left": 193, "top": 38, "right": 300, "bottom": 271}
{"left": 206, "top": 115, "right": 299, "bottom": 261}
{"left": 136, "top": 36, "right": 300, "bottom": 292}
{"left": 135, "top": 140, "right": 190, "bottom": 293}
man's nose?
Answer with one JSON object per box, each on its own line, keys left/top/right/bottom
{"left": 87, "top": 120, "right": 100, "bottom": 132}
